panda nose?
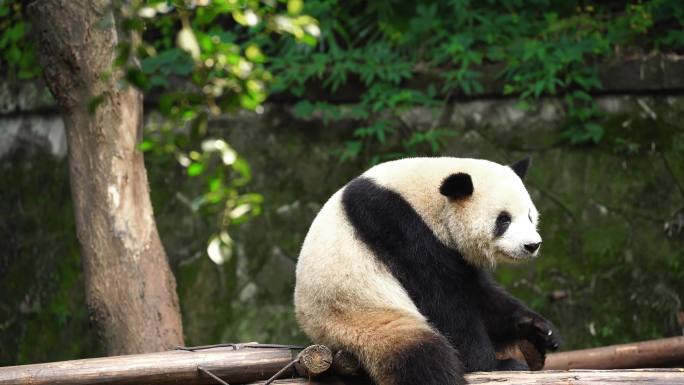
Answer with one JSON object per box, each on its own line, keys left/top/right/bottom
{"left": 524, "top": 242, "right": 541, "bottom": 253}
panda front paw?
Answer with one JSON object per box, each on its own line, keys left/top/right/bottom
{"left": 514, "top": 312, "right": 561, "bottom": 354}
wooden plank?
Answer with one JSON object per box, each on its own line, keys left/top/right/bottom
{"left": 545, "top": 336, "right": 684, "bottom": 370}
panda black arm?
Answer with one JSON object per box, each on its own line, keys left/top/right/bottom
{"left": 477, "top": 271, "right": 560, "bottom": 354}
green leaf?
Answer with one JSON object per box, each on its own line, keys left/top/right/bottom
{"left": 177, "top": 27, "right": 200, "bottom": 60}
{"left": 208, "top": 177, "right": 222, "bottom": 192}
{"left": 293, "top": 100, "right": 315, "bottom": 118}
{"left": 340, "top": 140, "right": 362, "bottom": 162}
{"left": 138, "top": 140, "right": 155, "bottom": 152}
{"left": 503, "top": 84, "right": 516, "bottom": 95}
{"left": 126, "top": 68, "right": 149, "bottom": 89}
{"left": 7, "top": 22, "right": 26, "bottom": 43}
{"left": 288, "top": 0, "right": 303, "bottom": 15}
{"left": 585, "top": 123, "right": 604, "bottom": 143}
{"left": 515, "top": 100, "right": 531, "bottom": 111}
{"left": 149, "top": 75, "right": 169, "bottom": 88}
{"left": 187, "top": 162, "right": 204, "bottom": 176}
{"left": 299, "top": 34, "right": 318, "bottom": 47}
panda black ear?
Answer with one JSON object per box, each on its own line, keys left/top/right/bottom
{"left": 440, "top": 173, "right": 473, "bottom": 199}
{"left": 510, "top": 155, "right": 532, "bottom": 180}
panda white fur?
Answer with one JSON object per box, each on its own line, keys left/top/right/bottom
{"left": 294, "top": 156, "right": 560, "bottom": 385}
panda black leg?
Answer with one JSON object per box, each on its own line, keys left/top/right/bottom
{"left": 477, "top": 271, "right": 561, "bottom": 358}
{"left": 323, "top": 308, "right": 466, "bottom": 385}
{"left": 385, "top": 332, "right": 466, "bottom": 385}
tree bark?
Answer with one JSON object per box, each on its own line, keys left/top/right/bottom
{"left": 26, "top": 0, "right": 184, "bottom": 354}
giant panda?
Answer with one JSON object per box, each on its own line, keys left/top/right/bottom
{"left": 294, "top": 156, "right": 560, "bottom": 385}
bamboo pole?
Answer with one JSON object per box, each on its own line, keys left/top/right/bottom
{"left": 545, "top": 336, "right": 684, "bottom": 370}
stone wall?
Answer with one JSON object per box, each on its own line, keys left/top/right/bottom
{"left": 1, "top": 80, "right": 683, "bottom": 364}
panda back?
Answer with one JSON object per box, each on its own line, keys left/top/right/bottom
{"left": 294, "top": 187, "right": 422, "bottom": 323}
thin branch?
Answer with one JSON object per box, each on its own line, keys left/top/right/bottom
{"left": 198, "top": 366, "right": 230, "bottom": 385}
{"left": 263, "top": 359, "right": 299, "bottom": 385}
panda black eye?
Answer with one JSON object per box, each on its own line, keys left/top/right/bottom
{"left": 494, "top": 211, "right": 512, "bottom": 237}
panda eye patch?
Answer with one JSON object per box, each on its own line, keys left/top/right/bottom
{"left": 494, "top": 211, "right": 512, "bottom": 237}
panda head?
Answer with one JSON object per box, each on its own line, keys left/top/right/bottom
{"left": 439, "top": 156, "right": 541, "bottom": 266}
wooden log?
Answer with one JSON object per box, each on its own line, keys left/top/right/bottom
{"left": 465, "top": 369, "right": 684, "bottom": 384}
{"left": 244, "top": 369, "right": 684, "bottom": 385}
{"left": 295, "top": 345, "right": 333, "bottom": 377}
{"left": 2, "top": 341, "right": 684, "bottom": 385}
{"left": 545, "top": 336, "right": 684, "bottom": 370}
{"left": 0, "top": 344, "right": 297, "bottom": 385}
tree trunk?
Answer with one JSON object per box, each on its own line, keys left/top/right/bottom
{"left": 26, "top": 0, "right": 184, "bottom": 355}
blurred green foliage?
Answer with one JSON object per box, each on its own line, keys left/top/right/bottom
{"left": 271, "top": 0, "right": 684, "bottom": 157}
{"left": 3, "top": 0, "right": 683, "bottom": 246}
{"left": 5, "top": 1, "right": 684, "bottom": 153}
{"left": 0, "top": 150, "right": 101, "bottom": 364}
{"left": 114, "top": 0, "right": 319, "bottom": 262}
{"left": 0, "top": 1, "right": 40, "bottom": 79}
{"left": 1, "top": 0, "right": 320, "bottom": 260}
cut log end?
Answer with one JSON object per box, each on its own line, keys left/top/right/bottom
{"left": 296, "top": 345, "right": 333, "bottom": 376}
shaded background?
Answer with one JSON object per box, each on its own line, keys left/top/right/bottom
{"left": 1, "top": 0, "right": 684, "bottom": 365}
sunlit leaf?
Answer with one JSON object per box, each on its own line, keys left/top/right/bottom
{"left": 287, "top": 0, "right": 303, "bottom": 15}
{"left": 207, "top": 234, "right": 232, "bottom": 265}
{"left": 177, "top": 27, "right": 200, "bottom": 61}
